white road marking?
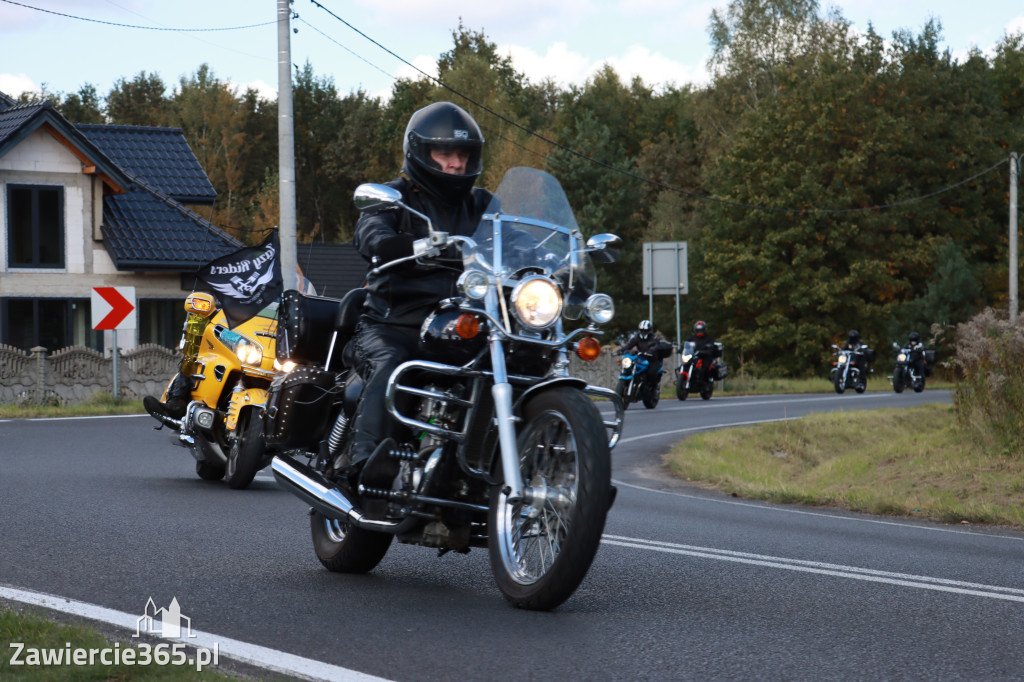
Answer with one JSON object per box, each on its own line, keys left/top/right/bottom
{"left": 0, "top": 585, "right": 390, "bottom": 682}
{"left": 602, "top": 535, "right": 1024, "bottom": 603}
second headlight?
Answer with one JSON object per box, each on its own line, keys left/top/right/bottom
{"left": 511, "top": 276, "right": 562, "bottom": 330}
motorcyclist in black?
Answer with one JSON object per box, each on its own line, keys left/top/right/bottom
{"left": 343, "top": 101, "right": 493, "bottom": 488}
{"left": 842, "top": 329, "right": 870, "bottom": 379}
{"left": 906, "top": 331, "right": 926, "bottom": 377}
{"left": 685, "top": 320, "right": 717, "bottom": 379}
{"left": 616, "top": 319, "right": 663, "bottom": 382}
{"left": 687, "top": 320, "right": 716, "bottom": 350}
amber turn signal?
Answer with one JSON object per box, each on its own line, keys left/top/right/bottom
{"left": 576, "top": 336, "right": 601, "bottom": 361}
{"left": 185, "top": 292, "right": 216, "bottom": 317}
{"left": 455, "top": 314, "right": 481, "bottom": 339}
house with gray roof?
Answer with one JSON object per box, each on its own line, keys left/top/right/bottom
{"left": 0, "top": 91, "right": 241, "bottom": 353}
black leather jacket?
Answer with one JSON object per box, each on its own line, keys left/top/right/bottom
{"left": 354, "top": 176, "right": 493, "bottom": 326}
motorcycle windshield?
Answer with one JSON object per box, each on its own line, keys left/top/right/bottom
{"left": 464, "top": 167, "right": 597, "bottom": 319}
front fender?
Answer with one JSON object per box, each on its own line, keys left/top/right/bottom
{"left": 514, "top": 377, "right": 624, "bottom": 450}
{"left": 225, "top": 387, "right": 268, "bottom": 432}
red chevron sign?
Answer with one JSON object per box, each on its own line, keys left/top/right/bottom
{"left": 91, "top": 286, "right": 137, "bottom": 330}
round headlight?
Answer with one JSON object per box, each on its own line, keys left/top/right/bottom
{"left": 838, "top": 354, "right": 848, "bottom": 365}
{"left": 621, "top": 356, "right": 634, "bottom": 370}
{"left": 897, "top": 353, "right": 907, "bottom": 362}
{"left": 457, "top": 270, "right": 489, "bottom": 300}
{"left": 511, "top": 276, "right": 562, "bottom": 330}
{"left": 583, "top": 293, "right": 615, "bottom": 325}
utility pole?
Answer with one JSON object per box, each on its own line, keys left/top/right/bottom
{"left": 277, "top": 0, "right": 298, "bottom": 291}
{"left": 1011, "top": 151, "right": 1019, "bottom": 323}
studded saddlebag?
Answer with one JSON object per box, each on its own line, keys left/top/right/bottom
{"left": 263, "top": 365, "right": 338, "bottom": 448}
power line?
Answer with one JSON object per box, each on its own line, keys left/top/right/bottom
{"left": 0, "top": 0, "right": 275, "bottom": 31}
{"left": 305, "top": 0, "right": 1010, "bottom": 215}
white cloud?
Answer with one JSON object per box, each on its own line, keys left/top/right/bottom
{"left": 502, "top": 42, "right": 592, "bottom": 88}
{"left": 1008, "top": 14, "right": 1024, "bottom": 35}
{"left": 0, "top": 73, "right": 38, "bottom": 98}
{"left": 394, "top": 54, "right": 439, "bottom": 83}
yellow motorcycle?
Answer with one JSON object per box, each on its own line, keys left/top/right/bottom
{"left": 149, "top": 292, "right": 278, "bottom": 488}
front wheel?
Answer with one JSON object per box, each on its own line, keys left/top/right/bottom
{"left": 195, "top": 460, "right": 225, "bottom": 481}
{"left": 833, "top": 371, "right": 846, "bottom": 394}
{"left": 675, "top": 373, "right": 689, "bottom": 401}
{"left": 224, "top": 408, "right": 266, "bottom": 490}
{"left": 488, "top": 387, "right": 611, "bottom": 611}
{"left": 310, "top": 510, "right": 392, "bottom": 573}
{"left": 893, "top": 368, "right": 905, "bottom": 393}
{"left": 615, "top": 378, "right": 632, "bottom": 410}
{"left": 642, "top": 380, "right": 660, "bottom": 409}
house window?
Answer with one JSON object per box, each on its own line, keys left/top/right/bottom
{"left": 139, "top": 299, "right": 186, "bottom": 349}
{"left": 0, "top": 297, "right": 99, "bottom": 351}
{"left": 7, "top": 184, "right": 65, "bottom": 268}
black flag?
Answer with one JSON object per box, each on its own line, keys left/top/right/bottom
{"left": 197, "top": 231, "right": 283, "bottom": 328}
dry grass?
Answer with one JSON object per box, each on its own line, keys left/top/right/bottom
{"left": 665, "top": 403, "right": 1024, "bottom": 529}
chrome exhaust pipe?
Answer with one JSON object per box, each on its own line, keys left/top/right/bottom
{"left": 270, "top": 455, "right": 405, "bottom": 533}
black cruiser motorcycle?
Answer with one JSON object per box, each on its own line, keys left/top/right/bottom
{"left": 266, "top": 167, "right": 624, "bottom": 610}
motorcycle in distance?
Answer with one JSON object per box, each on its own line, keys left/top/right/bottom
{"left": 890, "top": 342, "right": 935, "bottom": 393}
{"left": 147, "top": 292, "right": 278, "bottom": 488}
{"left": 266, "top": 167, "right": 625, "bottom": 611}
{"left": 616, "top": 347, "right": 668, "bottom": 410}
{"left": 829, "top": 344, "right": 875, "bottom": 394}
{"left": 676, "top": 340, "right": 724, "bottom": 401}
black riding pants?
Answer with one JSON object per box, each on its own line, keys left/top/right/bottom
{"left": 347, "top": 318, "right": 421, "bottom": 465}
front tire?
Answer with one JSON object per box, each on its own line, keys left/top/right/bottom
{"left": 833, "top": 372, "right": 846, "bottom": 394}
{"left": 488, "top": 387, "right": 611, "bottom": 611}
{"left": 675, "top": 373, "right": 689, "bottom": 401}
{"left": 615, "top": 379, "right": 632, "bottom": 410}
{"left": 195, "top": 460, "right": 225, "bottom": 481}
{"left": 642, "top": 380, "right": 660, "bottom": 409}
{"left": 893, "top": 368, "right": 905, "bottom": 393}
{"left": 224, "top": 408, "right": 266, "bottom": 490}
{"left": 310, "top": 510, "right": 392, "bottom": 573}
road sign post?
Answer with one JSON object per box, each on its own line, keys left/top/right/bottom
{"left": 642, "top": 242, "right": 688, "bottom": 348}
{"left": 91, "top": 286, "right": 137, "bottom": 399}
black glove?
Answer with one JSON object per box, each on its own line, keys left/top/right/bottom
{"left": 376, "top": 234, "right": 415, "bottom": 264}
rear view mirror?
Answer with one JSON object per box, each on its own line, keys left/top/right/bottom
{"left": 586, "top": 233, "right": 622, "bottom": 264}
{"left": 354, "top": 183, "right": 402, "bottom": 212}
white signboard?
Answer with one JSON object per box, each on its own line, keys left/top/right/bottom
{"left": 642, "top": 242, "right": 688, "bottom": 295}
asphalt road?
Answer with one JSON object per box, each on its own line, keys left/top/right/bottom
{"left": 3, "top": 389, "right": 1023, "bottom": 681}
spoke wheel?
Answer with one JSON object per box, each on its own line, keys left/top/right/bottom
{"left": 489, "top": 387, "right": 610, "bottom": 611}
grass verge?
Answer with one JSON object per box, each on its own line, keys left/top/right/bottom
{"left": 0, "top": 605, "right": 238, "bottom": 680}
{"left": 0, "top": 392, "right": 144, "bottom": 419}
{"left": 665, "top": 402, "right": 1024, "bottom": 529}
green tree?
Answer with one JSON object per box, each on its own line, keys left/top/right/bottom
{"left": 57, "top": 84, "right": 104, "bottom": 123}
{"left": 106, "top": 72, "right": 172, "bottom": 126}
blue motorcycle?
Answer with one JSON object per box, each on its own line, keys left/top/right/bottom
{"left": 616, "top": 350, "right": 662, "bottom": 409}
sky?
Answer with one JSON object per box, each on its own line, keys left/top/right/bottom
{"left": 2, "top": 0, "right": 1023, "bottom": 104}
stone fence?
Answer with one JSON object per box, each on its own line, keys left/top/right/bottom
{"left": 0, "top": 342, "right": 679, "bottom": 406}
{"left": 0, "top": 343, "right": 180, "bottom": 406}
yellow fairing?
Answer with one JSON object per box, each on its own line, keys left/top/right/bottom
{"left": 185, "top": 307, "right": 279, "bottom": 411}
{"left": 225, "top": 386, "right": 269, "bottom": 431}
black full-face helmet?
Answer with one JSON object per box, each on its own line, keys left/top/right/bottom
{"left": 403, "top": 101, "right": 484, "bottom": 203}
{"left": 908, "top": 331, "right": 920, "bottom": 343}
{"left": 848, "top": 329, "right": 860, "bottom": 343}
